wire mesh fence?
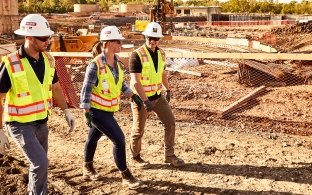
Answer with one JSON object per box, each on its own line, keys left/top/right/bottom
{"left": 53, "top": 53, "right": 312, "bottom": 135}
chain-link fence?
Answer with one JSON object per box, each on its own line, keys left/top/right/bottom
{"left": 52, "top": 52, "right": 312, "bottom": 136}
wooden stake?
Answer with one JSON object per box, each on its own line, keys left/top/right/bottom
{"left": 218, "top": 85, "right": 267, "bottom": 118}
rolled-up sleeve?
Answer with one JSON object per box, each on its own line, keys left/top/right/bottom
{"left": 121, "top": 81, "right": 132, "bottom": 96}
{"left": 80, "top": 62, "right": 98, "bottom": 109}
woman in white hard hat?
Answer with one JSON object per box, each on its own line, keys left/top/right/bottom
{"left": 128, "top": 22, "right": 185, "bottom": 167}
{"left": 0, "top": 14, "right": 75, "bottom": 194}
{"left": 80, "top": 26, "right": 142, "bottom": 189}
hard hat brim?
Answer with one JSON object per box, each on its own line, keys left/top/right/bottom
{"left": 14, "top": 29, "right": 54, "bottom": 36}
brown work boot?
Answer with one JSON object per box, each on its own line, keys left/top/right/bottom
{"left": 131, "top": 154, "right": 150, "bottom": 168}
{"left": 83, "top": 161, "right": 100, "bottom": 181}
{"left": 165, "top": 155, "right": 185, "bottom": 167}
{"left": 121, "top": 168, "right": 141, "bottom": 189}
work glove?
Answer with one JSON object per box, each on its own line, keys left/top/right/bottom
{"left": 131, "top": 94, "right": 143, "bottom": 110}
{"left": 165, "top": 90, "right": 172, "bottom": 103}
{"left": 0, "top": 128, "right": 10, "bottom": 154}
{"left": 64, "top": 109, "right": 75, "bottom": 133}
{"left": 143, "top": 100, "right": 153, "bottom": 112}
{"left": 84, "top": 112, "right": 92, "bottom": 128}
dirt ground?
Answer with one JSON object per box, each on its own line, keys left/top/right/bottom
{"left": 2, "top": 19, "right": 312, "bottom": 194}
{"left": 2, "top": 61, "right": 312, "bottom": 194}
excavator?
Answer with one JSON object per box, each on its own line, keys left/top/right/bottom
{"left": 149, "top": 0, "right": 175, "bottom": 33}
{"left": 125, "top": 0, "right": 176, "bottom": 39}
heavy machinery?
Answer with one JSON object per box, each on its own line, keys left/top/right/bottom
{"left": 49, "top": 27, "right": 99, "bottom": 52}
{"left": 149, "top": 0, "right": 175, "bottom": 33}
{"left": 126, "top": 0, "right": 175, "bottom": 39}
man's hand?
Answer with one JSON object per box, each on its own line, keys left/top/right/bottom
{"left": 84, "top": 112, "right": 92, "bottom": 128}
{"left": 165, "top": 90, "right": 171, "bottom": 103}
{"left": 132, "top": 94, "right": 143, "bottom": 110}
{"left": 143, "top": 100, "right": 153, "bottom": 112}
{"left": 64, "top": 109, "right": 75, "bottom": 132}
{"left": 0, "top": 128, "right": 10, "bottom": 154}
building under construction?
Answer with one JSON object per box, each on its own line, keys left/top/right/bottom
{"left": 0, "top": 0, "right": 19, "bottom": 34}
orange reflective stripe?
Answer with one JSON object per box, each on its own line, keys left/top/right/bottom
{"left": 8, "top": 53, "right": 23, "bottom": 73}
{"left": 91, "top": 93, "right": 119, "bottom": 107}
{"left": 159, "top": 49, "right": 166, "bottom": 61}
{"left": 17, "top": 92, "right": 30, "bottom": 98}
{"left": 101, "top": 89, "right": 110, "bottom": 94}
{"left": 99, "top": 64, "right": 107, "bottom": 74}
{"left": 8, "top": 101, "right": 46, "bottom": 116}
{"left": 138, "top": 48, "right": 148, "bottom": 62}
{"left": 142, "top": 83, "right": 162, "bottom": 92}
{"left": 43, "top": 52, "right": 55, "bottom": 68}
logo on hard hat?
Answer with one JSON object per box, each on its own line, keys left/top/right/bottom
{"left": 104, "top": 31, "right": 111, "bottom": 34}
{"left": 152, "top": 28, "right": 157, "bottom": 33}
{"left": 26, "top": 22, "right": 37, "bottom": 26}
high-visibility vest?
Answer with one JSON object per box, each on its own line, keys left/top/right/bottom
{"left": 90, "top": 54, "right": 124, "bottom": 112}
{"left": 2, "top": 51, "right": 55, "bottom": 123}
{"left": 133, "top": 45, "right": 165, "bottom": 97}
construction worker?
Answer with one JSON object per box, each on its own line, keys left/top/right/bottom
{"left": 129, "top": 22, "right": 185, "bottom": 167}
{"left": 0, "top": 14, "right": 75, "bottom": 194}
{"left": 80, "top": 26, "right": 142, "bottom": 189}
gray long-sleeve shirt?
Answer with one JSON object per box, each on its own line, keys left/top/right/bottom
{"left": 80, "top": 53, "right": 132, "bottom": 109}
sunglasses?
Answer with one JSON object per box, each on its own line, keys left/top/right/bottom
{"left": 147, "top": 37, "right": 160, "bottom": 41}
{"left": 109, "top": 40, "right": 122, "bottom": 44}
{"left": 34, "top": 36, "right": 51, "bottom": 42}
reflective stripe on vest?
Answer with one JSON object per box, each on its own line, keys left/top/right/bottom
{"left": 134, "top": 45, "right": 165, "bottom": 97}
{"left": 3, "top": 51, "right": 55, "bottom": 122}
{"left": 90, "top": 54, "right": 124, "bottom": 112}
{"left": 7, "top": 99, "right": 53, "bottom": 116}
{"left": 142, "top": 83, "right": 162, "bottom": 92}
{"left": 91, "top": 93, "right": 119, "bottom": 107}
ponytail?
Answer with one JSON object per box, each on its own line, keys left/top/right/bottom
{"left": 92, "top": 41, "right": 103, "bottom": 57}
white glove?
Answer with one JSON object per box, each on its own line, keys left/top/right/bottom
{"left": 64, "top": 109, "right": 75, "bottom": 133}
{"left": 0, "top": 128, "right": 10, "bottom": 154}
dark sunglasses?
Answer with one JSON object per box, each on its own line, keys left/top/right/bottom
{"left": 147, "top": 37, "right": 160, "bottom": 41}
{"left": 109, "top": 40, "right": 122, "bottom": 44}
{"left": 34, "top": 36, "right": 51, "bottom": 42}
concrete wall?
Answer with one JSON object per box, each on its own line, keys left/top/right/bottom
{"left": 74, "top": 4, "right": 99, "bottom": 13}
{"left": 0, "top": 0, "right": 19, "bottom": 34}
{"left": 119, "top": 3, "right": 147, "bottom": 13}
{"left": 175, "top": 6, "right": 221, "bottom": 18}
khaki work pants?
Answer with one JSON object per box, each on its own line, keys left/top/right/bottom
{"left": 130, "top": 95, "right": 176, "bottom": 158}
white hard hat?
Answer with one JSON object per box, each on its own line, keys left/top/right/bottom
{"left": 100, "top": 26, "right": 125, "bottom": 41}
{"left": 14, "top": 14, "right": 54, "bottom": 36}
{"left": 142, "top": 22, "right": 164, "bottom": 38}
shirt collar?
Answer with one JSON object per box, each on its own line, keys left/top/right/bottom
{"left": 144, "top": 43, "right": 159, "bottom": 53}
{"left": 101, "top": 52, "right": 118, "bottom": 65}
{"left": 18, "top": 45, "right": 43, "bottom": 60}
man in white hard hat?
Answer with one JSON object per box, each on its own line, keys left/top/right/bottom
{"left": 129, "top": 22, "right": 185, "bottom": 167}
{"left": 0, "top": 14, "right": 75, "bottom": 194}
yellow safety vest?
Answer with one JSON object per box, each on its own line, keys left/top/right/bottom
{"left": 2, "top": 51, "right": 55, "bottom": 123}
{"left": 90, "top": 54, "right": 124, "bottom": 112}
{"left": 133, "top": 45, "right": 165, "bottom": 97}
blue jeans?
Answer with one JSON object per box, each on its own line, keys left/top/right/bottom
{"left": 84, "top": 108, "right": 127, "bottom": 171}
{"left": 6, "top": 122, "right": 49, "bottom": 195}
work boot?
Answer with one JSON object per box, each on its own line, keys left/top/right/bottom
{"left": 121, "top": 168, "right": 141, "bottom": 189}
{"left": 165, "top": 155, "right": 185, "bottom": 167}
{"left": 130, "top": 154, "right": 150, "bottom": 168}
{"left": 83, "top": 161, "right": 100, "bottom": 181}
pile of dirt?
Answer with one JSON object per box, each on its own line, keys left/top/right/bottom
{"left": 270, "top": 22, "right": 312, "bottom": 52}
{"left": 271, "top": 21, "right": 312, "bottom": 35}
{"left": 0, "top": 154, "right": 28, "bottom": 194}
